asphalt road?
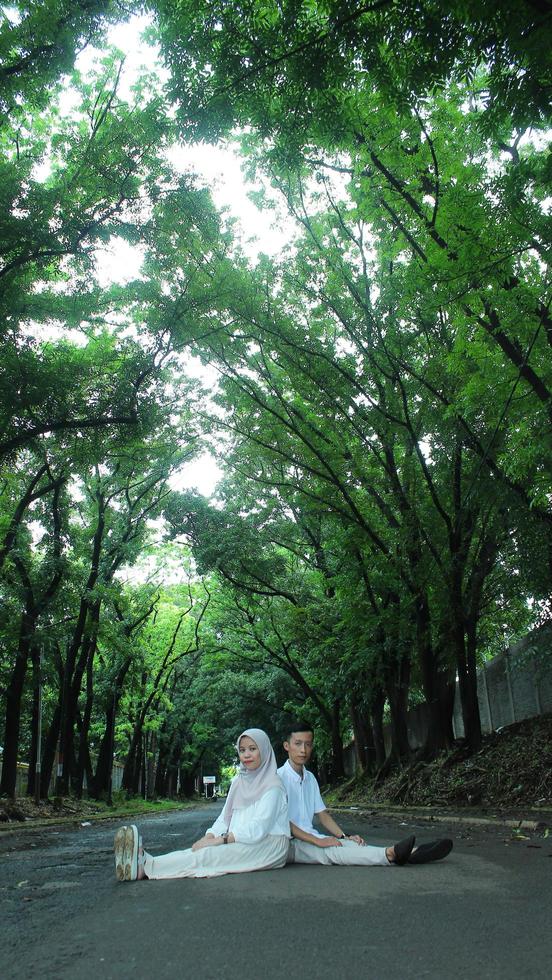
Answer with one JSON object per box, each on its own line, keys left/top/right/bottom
{"left": 1, "top": 804, "right": 551, "bottom": 980}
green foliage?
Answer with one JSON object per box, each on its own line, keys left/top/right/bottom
{"left": 0, "top": 1, "right": 122, "bottom": 114}
{"left": 151, "top": 0, "right": 552, "bottom": 141}
{"left": 2, "top": 1, "right": 552, "bottom": 797}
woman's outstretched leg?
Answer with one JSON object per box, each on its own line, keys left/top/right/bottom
{"left": 144, "top": 834, "right": 288, "bottom": 879}
{"left": 114, "top": 823, "right": 288, "bottom": 881}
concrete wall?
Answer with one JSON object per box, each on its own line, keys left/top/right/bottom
{"left": 2, "top": 758, "right": 125, "bottom": 798}
{"left": 344, "top": 622, "right": 552, "bottom": 773}
{"left": 452, "top": 622, "right": 552, "bottom": 738}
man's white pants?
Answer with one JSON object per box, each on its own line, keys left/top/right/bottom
{"left": 289, "top": 838, "right": 390, "bottom": 866}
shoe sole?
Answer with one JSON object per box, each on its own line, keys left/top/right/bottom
{"left": 114, "top": 825, "right": 138, "bottom": 881}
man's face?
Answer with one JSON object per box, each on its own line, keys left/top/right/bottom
{"left": 284, "top": 731, "right": 314, "bottom": 771}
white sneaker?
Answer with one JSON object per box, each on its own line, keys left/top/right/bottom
{"left": 137, "top": 835, "right": 146, "bottom": 880}
{"left": 114, "top": 824, "right": 139, "bottom": 881}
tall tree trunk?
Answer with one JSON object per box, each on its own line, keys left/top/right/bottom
{"left": 330, "top": 699, "right": 344, "bottom": 779}
{"left": 91, "top": 655, "right": 133, "bottom": 799}
{"left": 26, "top": 647, "right": 41, "bottom": 797}
{"left": 40, "top": 703, "right": 61, "bottom": 798}
{"left": 58, "top": 497, "right": 105, "bottom": 795}
{"left": 451, "top": 576, "right": 482, "bottom": 753}
{"left": 369, "top": 687, "right": 386, "bottom": 769}
{"left": 57, "top": 602, "right": 89, "bottom": 796}
{"left": 179, "top": 769, "right": 197, "bottom": 796}
{"left": 91, "top": 696, "right": 117, "bottom": 800}
{"left": 122, "top": 723, "right": 143, "bottom": 795}
{"left": 448, "top": 442, "right": 482, "bottom": 752}
{"left": 65, "top": 606, "right": 99, "bottom": 795}
{"left": 384, "top": 651, "right": 411, "bottom": 763}
{"left": 154, "top": 720, "right": 172, "bottom": 797}
{"left": 349, "top": 699, "right": 374, "bottom": 774}
{"left": 463, "top": 527, "right": 500, "bottom": 744}
{"left": 0, "top": 605, "right": 35, "bottom": 797}
{"left": 154, "top": 745, "right": 169, "bottom": 797}
{"left": 74, "top": 652, "right": 95, "bottom": 798}
{"left": 435, "top": 661, "right": 456, "bottom": 748}
{"left": 167, "top": 737, "right": 182, "bottom": 797}
{"left": 416, "top": 592, "right": 454, "bottom": 757}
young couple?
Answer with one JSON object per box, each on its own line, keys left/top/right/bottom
{"left": 114, "top": 723, "right": 452, "bottom": 882}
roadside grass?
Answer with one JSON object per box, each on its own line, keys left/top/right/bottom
{"left": 0, "top": 791, "right": 215, "bottom": 831}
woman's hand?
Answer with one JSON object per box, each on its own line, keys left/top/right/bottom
{"left": 191, "top": 834, "right": 217, "bottom": 852}
{"left": 192, "top": 833, "right": 234, "bottom": 850}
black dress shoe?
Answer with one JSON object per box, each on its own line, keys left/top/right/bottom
{"left": 408, "top": 839, "right": 453, "bottom": 864}
{"left": 392, "top": 834, "right": 416, "bottom": 865}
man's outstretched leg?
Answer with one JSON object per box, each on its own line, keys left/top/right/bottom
{"left": 291, "top": 834, "right": 416, "bottom": 866}
{"left": 408, "top": 839, "right": 453, "bottom": 864}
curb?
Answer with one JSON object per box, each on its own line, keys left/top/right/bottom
{"left": 329, "top": 804, "right": 551, "bottom": 833}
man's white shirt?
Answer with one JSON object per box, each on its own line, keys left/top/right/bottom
{"left": 277, "top": 759, "right": 327, "bottom": 838}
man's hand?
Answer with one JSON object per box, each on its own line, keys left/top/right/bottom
{"left": 317, "top": 836, "right": 342, "bottom": 848}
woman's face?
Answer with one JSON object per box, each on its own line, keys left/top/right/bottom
{"left": 238, "top": 735, "right": 261, "bottom": 770}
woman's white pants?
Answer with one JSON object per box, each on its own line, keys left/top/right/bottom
{"left": 143, "top": 834, "right": 289, "bottom": 879}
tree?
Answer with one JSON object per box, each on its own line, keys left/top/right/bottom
{"left": 0, "top": 458, "right": 66, "bottom": 796}
{"left": 3, "top": 2, "right": 551, "bottom": 797}
{"left": 152, "top": 0, "right": 552, "bottom": 139}
{"left": 0, "top": 1, "right": 123, "bottom": 116}
{"left": 147, "top": 7, "right": 551, "bottom": 754}
{"left": 0, "top": 18, "right": 234, "bottom": 798}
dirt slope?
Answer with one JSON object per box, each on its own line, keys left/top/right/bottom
{"left": 329, "top": 713, "right": 552, "bottom": 812}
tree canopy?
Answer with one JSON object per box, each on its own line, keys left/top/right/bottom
{"left": 1, "top": 0, "right": 551, "bottom": 800}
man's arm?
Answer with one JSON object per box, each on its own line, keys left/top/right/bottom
{"left": 289, "top": 820, "right": 342, "bottom": 848}
{"left": 316, "top": 810, "right": 364, "bottom": 845}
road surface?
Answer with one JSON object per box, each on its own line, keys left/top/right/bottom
{"left": 1, "top": 804, "right": 550, "bottom": 979}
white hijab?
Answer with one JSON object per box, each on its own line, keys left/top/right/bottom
{"left": 220, "top": 728, "right": 283, "bottom": 825}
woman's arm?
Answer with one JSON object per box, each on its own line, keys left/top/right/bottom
{"left": 205, "top": 811, "right": 230, "bottom": 838}
{"left": 191, "top": 808, "right": 234, "bottom": 851}
{"left": 191, "top": 831, "right": 236, "bottom": 851}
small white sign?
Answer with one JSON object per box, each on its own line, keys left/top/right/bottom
{"left": 202, "top": 775, "right": 216, "bottom": 784}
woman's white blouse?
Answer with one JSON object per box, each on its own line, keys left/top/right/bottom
{"left": 206, "top": 786, "right": 290, "bottom": 844}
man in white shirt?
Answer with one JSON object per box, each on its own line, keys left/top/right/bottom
{"left": 277, "top": 722, "right": 453, "bottom": 867}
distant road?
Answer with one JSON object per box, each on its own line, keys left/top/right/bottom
{"left": 1, "top": 805, "right": 551, "bottom": 979}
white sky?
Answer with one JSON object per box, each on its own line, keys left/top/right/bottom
{"left": 83, "top": 15, "right": 290, "bottom": 270}
{"left": 75, "top": 15, "right": 292, "bottom": 498}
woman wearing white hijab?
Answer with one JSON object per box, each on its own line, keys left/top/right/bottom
{"left": 114, "top": 728, "right": 290, "bottom": 881}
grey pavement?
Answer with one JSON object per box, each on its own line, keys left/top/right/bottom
{"left": 1, "top": 804, "right": 551, "bottom": 980}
